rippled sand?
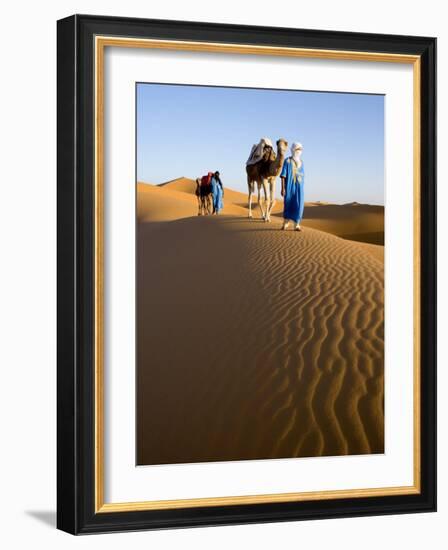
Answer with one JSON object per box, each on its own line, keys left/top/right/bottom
{"left": 137, "top": 181, "right": 384, "bottom": 465}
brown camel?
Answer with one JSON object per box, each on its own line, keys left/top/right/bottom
{"left": 260, "top": 138, "right": 288, "bottom": 222}
{"left": 246, "top": 139, "right": 288, "bottom": 221}
{"left": 195, "top": 177, "right": 213, "bottom": 215}
{"left": 246, "top": 145, "right": 275, "bottom": 219}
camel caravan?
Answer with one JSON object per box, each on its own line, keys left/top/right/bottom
{"left": 195, "top": 171, "right": 224, "bottom": 216}
{"left": 195, "top": 138, "right": 305, "bottom": 230}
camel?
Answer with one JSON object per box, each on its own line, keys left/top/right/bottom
{"left": 195, "top": 177, "right": 213, "bottom": 215}
{"left": 260, "top": 138, "right": 288, "bottom": 222}
{"left": 246, "top": 145, "right": 275, "bottom": 219}
{"left": 246, "top": 139, "right": 288, "bottom": 221}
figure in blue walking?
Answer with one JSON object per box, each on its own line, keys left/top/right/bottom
{"left": 210, "top": 171, "right": 224, "bottom": 215}
{"left": 280, "top": 142, "right": 305, "bottom": 231}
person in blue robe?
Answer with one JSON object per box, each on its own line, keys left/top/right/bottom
{"left": 210, "top": 171, "right": 224, "bottom": 214}
{"left": 280, "top": 142, "right": 305, "bottom": 231}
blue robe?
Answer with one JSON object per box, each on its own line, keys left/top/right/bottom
{"left": 280, "top": 157, "right": 305, "bottom": 223}
{"left": 210, "top": 176, "right": 224, "bottom": 213}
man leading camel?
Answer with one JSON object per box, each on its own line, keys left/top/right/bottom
{"left": 281, "top": 142, "right": 305, "bottom": 231}
{"left": 211, "top": 171, "right": 224, "bottom": 214}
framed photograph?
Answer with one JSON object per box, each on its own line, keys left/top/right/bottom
{"left": 57, "top": 14, "right": 436, "bottom": 534}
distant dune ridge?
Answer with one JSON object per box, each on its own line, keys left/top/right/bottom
{"left": 139, "top": 178, "right": 384, "bottom": 245}
{"left": 137, "top": 178, "right": 384, "bottom": 465}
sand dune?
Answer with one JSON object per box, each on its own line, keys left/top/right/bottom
{"left": 297, "top": 203, "right": 384, "bottom": 245}
{"left": 138, "top": 182, "right": 248, "bottom": 221}
{"left": 158, "top": 176, "right": 198, "bottom": 194}
{"left": 137, "top": 183, "right": 198, "bottom": 221}
{"left": 143, "top": 179, "right": 384, "bottom": 245}
{"left": 137, "top": 184, "right": 384, "bottom": 465}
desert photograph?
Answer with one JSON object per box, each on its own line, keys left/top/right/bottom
{"left": 136, "top": 83, "right": 384, "bottom": 466}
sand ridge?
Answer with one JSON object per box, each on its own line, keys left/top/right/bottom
{"left": 139, "top": 179, "right": 384, "bottom": 245}
{"left": 138, "top": 182, "right": 248, "bottom": 222}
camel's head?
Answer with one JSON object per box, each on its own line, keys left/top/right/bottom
{"left": 277, "top": 139, "right": 288, "bottom": 156}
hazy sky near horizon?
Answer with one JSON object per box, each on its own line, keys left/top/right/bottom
{"left": 136, "top": 83, "right": 384, "bottom": 205}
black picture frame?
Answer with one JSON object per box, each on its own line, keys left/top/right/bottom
{"left": 57, "top": 14, "right": 436, "bottom": 534}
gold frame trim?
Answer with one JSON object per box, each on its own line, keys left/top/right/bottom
{"left": 94, "top": 36, "right": 422, "bottom": 513}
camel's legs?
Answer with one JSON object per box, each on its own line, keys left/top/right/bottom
{"left": 259, "top": 179, "right": 269, "bottom": 220}
{"left": 257, "top": 185, "right": 263, "bottom": 219}
{"left": 266, "top": 178, "right": 277, "bottom": 222}
{"left": 247, "top": 178, "right": 254, "bottom": 218}
{"left": 208, "top": 194, "right": 213, "bottom": 215}
{"left": 196, "top": 181, "right": 203, "bottom": 216}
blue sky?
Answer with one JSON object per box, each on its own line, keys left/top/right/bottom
{"left": 137, "top": 83, "right": 384, "bottom": 205}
